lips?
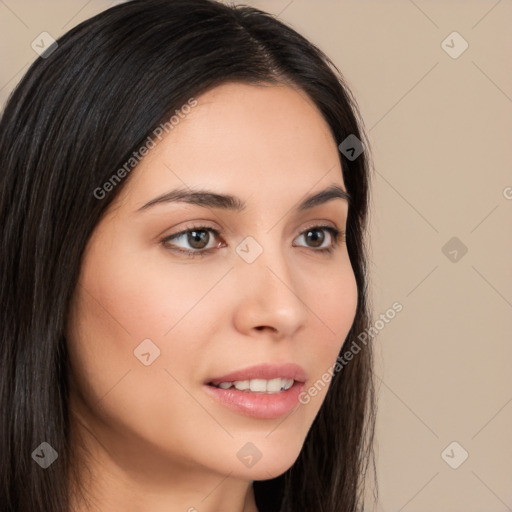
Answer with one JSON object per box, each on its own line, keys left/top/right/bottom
{"left": 203, "top": 363, "right": 308, "bottom": 419}
{"left": 206, "top": 363, "right": 308, "bottom": 387}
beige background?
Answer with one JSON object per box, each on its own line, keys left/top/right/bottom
{"left": 1, "top": 1, "right": 511, "bottom": 511}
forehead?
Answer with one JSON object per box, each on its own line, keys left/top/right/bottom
{"left": 167, "top": 81, "right": 338, "bottom": 163}
{"left": 116, "top": 82, "right": 346, "bottom": 210}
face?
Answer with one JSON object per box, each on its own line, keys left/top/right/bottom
{"left": 67, "top": 82, "right": 358, "bottom": 486}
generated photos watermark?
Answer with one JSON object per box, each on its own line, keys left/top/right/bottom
{"left": 93, "top": 97, "right": 198, "bottom": 200}
{"left": 298, "top": 301, "right": 403, "bottom": 404}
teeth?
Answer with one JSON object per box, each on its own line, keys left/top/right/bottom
{"left": 265, "top": 378, "right": 283, "bottom": 393}
{"left": 234, "top": 380, "right": 250, "bottom": 391}
{"left": 282, "top": 378, "right": 294, "bottom": 390}
{"left": 214, "top": 378, "right": 295, "bottom": 393}
{"left": 250, "top": 379, "right": 267, "bottom": 392}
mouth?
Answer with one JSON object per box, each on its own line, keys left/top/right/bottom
{"left": 206, "top": 362, "right": 307, "bottom": 387}
{"left": 207, "top": 377, "right": 296, "bottom": 393}
{"left": 203, "top": 363, "right": 307, "bottom": 419}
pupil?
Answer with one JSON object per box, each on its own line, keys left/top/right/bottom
{"left": 307, "top": 229, "right": 324, "bottom": 247}
{"left": 188, "top": 230, "right": 209, "bottom": 249}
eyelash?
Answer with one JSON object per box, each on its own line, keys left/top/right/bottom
{"left": 161, "top": 224, "right": 345, "bottom": 257}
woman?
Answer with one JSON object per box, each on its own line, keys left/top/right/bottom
{"left": 0, "top": 1, "right": 377, "bottom": 511}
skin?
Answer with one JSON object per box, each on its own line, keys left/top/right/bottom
{"left": 66, "top": 81, "right": 358, "bottom": 512}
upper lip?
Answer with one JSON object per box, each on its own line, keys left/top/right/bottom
{"left": 206, "top": 363, "right": 308, "bottom": 386}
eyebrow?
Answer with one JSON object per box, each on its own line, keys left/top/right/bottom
{"left": 137, "top": 183, "right": 351, "bottom": 212}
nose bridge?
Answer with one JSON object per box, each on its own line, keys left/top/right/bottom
{"left": 232, "top": 232, "right": 308, "bottom": 336}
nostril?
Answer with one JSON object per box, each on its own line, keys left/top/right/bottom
{"left": 254, "top": 325, "right": 278, "bottom": 332}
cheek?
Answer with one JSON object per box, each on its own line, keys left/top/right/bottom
{"left": 307, "top": 253, "right": 358, "bottom": 344}
{"left": 297, "top": 258, "right": 358, "bottom": 407}
{"left": 66, "top": 250, "right": 233, "bottom": 462}
{"left": 66, "top": 242, "right": 233, "bottom": 413}
{"left": 320, "top": 262, "right": 358, "bottom": 334}
{"left": 71, "top": 239, "right": 230, "bottom": 344}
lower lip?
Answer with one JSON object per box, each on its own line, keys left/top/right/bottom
{"left": 203, "top": 381, "right": 305, "bottom": 419}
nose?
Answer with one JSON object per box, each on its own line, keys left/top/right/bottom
{"left": 231, "top": 242, "right": 308, "bottom": 339}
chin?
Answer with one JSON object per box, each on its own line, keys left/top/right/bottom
{"left": 226, "top": 438, "right": 304, "bottom": 481}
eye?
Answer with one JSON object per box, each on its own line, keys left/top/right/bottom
{"left": 161, "top": 224, "right": 344, "bottom": 257}
{"left": 162, "top": 226, "right": 223, "bottom": 255}
{"left": 293, "top": 226, "right": 343, "bottom": 253}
